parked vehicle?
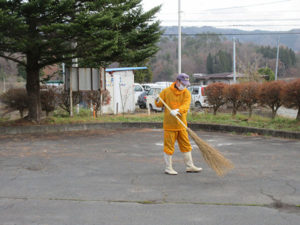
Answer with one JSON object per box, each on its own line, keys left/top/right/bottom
{"left": 146, "top": 86, "right": 164, "bottom": 112}
{"left": 134, "top": 83, "right": 144, "bottom": 105}
{"left": 137, "top": 90, "right": 149, "bottom": 109}
{"left": 137, "top": 85, "right": 164, "bottom": 111}
{"left": 188, "top": 85, "right": 209, "bottom": 108}
{"left": 155, "top": 81, "right": 172, "bottom": 89}
{"left": 142, "top": 83, "right": 159, "bottom": 92}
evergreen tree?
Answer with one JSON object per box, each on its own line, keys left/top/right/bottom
{"left": 134, "top": 67, "right": 152, "bottom": 83}
{"left": 208, "top": 50, "right": 232, "bottom": 74}
{"left": 257, "top": 46, "right": 296, "bottom": 69}
{"left": 206, "top": 53, "right": 213, "bottom": 74}
{"left": 0, "top": 0, "right": 161, "bottom": 121}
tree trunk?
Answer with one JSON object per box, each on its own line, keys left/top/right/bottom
{"left": 248, "top": 106, "right": 252, "bottom": 118}
{"left": 232, "top": 103, "right": 237, "bottom": 117}
{"left": 213, "top": 107, "right": 217, "bottom": 115}
{"left": 26, "top": 64, "right": 41, "bottom": 122}
{"left": 19, "top": 109, "right": 24, "bottom": 118}
{"left": 297, "top": 106, "right": 300, "bottom": 121}
{"left": 271, "top": 108, "right": 276, "bottom": 119}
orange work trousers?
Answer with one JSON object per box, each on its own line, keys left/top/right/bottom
{"left": 164, "top": 130, "right": 192, "bottom": 155}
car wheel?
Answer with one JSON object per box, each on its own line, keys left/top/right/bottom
{"left": 149, "top": 104, "right": 154, "bottom": 111}
{"left": 195, "top": 102, "right": 202, "bottom": 108}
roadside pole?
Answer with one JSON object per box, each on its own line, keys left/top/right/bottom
{"left": 147, "top": 101, "right": 150, "bottom": 116}
{"left": 275, "top": 37, "right": 280, "bottom": 80}
{"left": 178, "top": 0, "right": 182, "bottom": 74}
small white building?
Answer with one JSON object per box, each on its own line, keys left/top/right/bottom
{"left": 102, "top": 67, "right": 147, "bottom": 114}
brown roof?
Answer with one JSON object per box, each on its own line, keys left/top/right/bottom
{"left": 193, "top": 72, "right": 245, "bottom": 80}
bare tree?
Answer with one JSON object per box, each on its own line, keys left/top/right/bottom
{"left": 56, "top": 88, "right": 81, "bottom": 114}
{"left": 40, "top": 85, "right": 57, "bottom": 117}
{"left": 0, "top": 87, "right": 28, "bottom": 118}
{"left": 83, "top": 90, "right": 111, "bottom": 117}
{"left": 205, "top": 82, "right": 228, "bottom": 115}
{"left": 258, "top": 81, "right": 285, "bottom": 119}
{"left": 223, "top": 83, "right": 243, "bottom": 117}
{"left": 281, "top": 78, "right": 300, "bottom": 121}
{"left": 239, "top": 82, "right": 260, "bottom": 118}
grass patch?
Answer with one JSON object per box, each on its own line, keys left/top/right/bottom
{"left": 50, "top": 108, "right": 164, "bottom": 124}
{"left": 187, "top": 112, "right": 300, "bottom": 132}
{"left": 0, "top": 117, "right": 9, "bottom": 123}
{"left": 0, "top": 109, "right": 299, "bottom": 133}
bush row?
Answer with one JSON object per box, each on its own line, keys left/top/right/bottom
{"left": 0, "top": 86, "right": 111, "bottom": 119}
{"left": 205, "top": 78, "right": 300, "bottom": 120}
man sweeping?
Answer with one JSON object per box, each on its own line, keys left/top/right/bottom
{"left": 155, "top": 73, "right": 202, "bottom": 175}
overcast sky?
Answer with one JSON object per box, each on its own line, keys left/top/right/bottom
{"left": 141, "top": 0, "right": 300, "bottom": 31}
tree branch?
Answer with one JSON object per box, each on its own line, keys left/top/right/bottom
{"left": 0, "top": 54, "right": 26, "bottom": 67}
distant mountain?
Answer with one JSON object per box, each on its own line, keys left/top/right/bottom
{"left": 163, "top": 26, "right": 300, "bottom": 51}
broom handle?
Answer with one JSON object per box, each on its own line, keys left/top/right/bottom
{"left": 158, "top": 96, "right": 188, "bottom": 129}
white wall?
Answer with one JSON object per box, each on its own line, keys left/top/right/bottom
{"left": 102, "top": 71, "right": 135, "bottom": 114}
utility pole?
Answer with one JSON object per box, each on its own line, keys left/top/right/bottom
{"left": 62, "top": 62, "right": 65, "bottom": 86}
{"left": 275, "top": 37, "right": 280, "bottom": 80}
{"left": 233, "top": 37, "right": 236, "bottom": 83}
{"left": 0, "top": 67, "right": 5, "bottom": 93}
{"left": 178, "top": 0, "right": 181, "bottom": 74}
{"left": 3, "top": 75, "right": 5, "bottom": 93}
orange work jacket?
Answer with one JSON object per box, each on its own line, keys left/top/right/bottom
{"left": 155, "top": 82, "right": 191, "bottom": 131}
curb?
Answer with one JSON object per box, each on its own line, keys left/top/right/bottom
{"left": 0, "top": 122, "right": 300, "bottom": 139}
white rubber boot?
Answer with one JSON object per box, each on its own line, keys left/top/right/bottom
{"left": 183, "top": 151, "right": 202, "bottom": 173}
{"left": 164, "top": 152, "right": 178, "bottom": 175}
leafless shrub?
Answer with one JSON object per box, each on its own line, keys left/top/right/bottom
{"left": 0, "top": 87, "right": 28, "bottom": 118}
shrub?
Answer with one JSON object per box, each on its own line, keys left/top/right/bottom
{"left": 281, "top": 78, "right": 300, "bottom": 121}
{"left": 83, "top": 90, "right": 111, "bottom": 117}
{"left": 239, "top": 82, "right": 259, "bottom": 118}
{"left": 223, "top": 83, "right": 243, "bottom": 116}
{"left": 205, "top": 82, "right": 227, "bottom": 115}
{"left": 56, "top": 88, "right": 81, "bottom": 114}
{"left": 40, "top": 85, "right": 57, "bottom": 116}
{"left": 258, "top": 80, "right": 285, "bottom": 119}
{"left": 0, "top": 87, "right": 29, "bottom": 118}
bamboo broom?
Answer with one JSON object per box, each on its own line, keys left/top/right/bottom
{"left": 159, "top": 96, "right": 234, "bottom": 176}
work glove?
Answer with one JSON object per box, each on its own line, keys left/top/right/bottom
{"left": 170, "top": 109, "right": 181, "bottom": 117}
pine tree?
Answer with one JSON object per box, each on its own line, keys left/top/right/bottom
{"left": 206, "top": 53, "right": 213, "bottom": 74}
{"left": 0, "top": 0, "right": 161, "bottom": 121}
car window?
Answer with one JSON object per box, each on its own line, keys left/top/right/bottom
{"left": 147, "top": 89, "right": 153, "bottom": 95}
{"left": 153, "top": 88, "right": 162, "bottom": 95}
{"left": 143, "top": 85, "right": 151, "bottom": 91}
{"left": 134, "top": 85, "right": 143, "bottom": 92}
{"left": 192, "top": 88, "right": 199, "bottom": 95}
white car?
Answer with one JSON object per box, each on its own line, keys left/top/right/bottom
{"left": 188, "top": 85, "right": 210, "bottom": 108}
{"left": 134, "top": 83, "right": 144, "bottom": 105}
{"left": 155, "top": 81, "right": 172, "bottom": 89}
{"left": 145, "top": 86, "right": 164, "bottom": 112}
{"left": 142, "top": 83, "right": 160, "bottom": 92}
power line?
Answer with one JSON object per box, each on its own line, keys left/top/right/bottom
{"left": 160, "top": 10, "right": 300, "bottom": 15}
{"left": 163, "top": 18, "right": 300, "bottom": 23}
{"left": 223, "top": 24, "right": 300, "bottom": 27}
{"left": 162, "top": 32, "right": 300, "bottom": 36}
{"left": 185, "top": 10, "right": 300, "bottom": 15}
{"left": 200, "top": 0, "right": 292, "bottom": 12}
{"left": 203, "top": 0, "right": 293, "bottom": 12}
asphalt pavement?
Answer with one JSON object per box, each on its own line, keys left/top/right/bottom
{"left": 0, "top": 128, "right": 299, "bottom": 225}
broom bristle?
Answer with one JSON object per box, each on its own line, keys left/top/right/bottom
{"left": 187, "top": 128, "right": 234, "bottom": 176}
